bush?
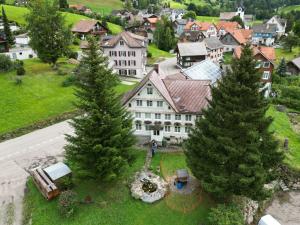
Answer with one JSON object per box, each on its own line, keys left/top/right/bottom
{"left": 207, "top": 203, "right": 244, "bottom": 225}
{"left": 16, "top": 66, "right": 26, "bottom": 76}
{"left": 62, "top": 75, "right": 76, "bottom": 87}
{"left": 0, "top": 55, "right": 13, "bottom": 72}
{"left": 58, "top": 190, "right": 78, "bottom": 218}
{"left": 57, "top": 68, "right": 68, "bottom": 76}
{"left": 147, "top": 51, "right": 152, "bottom": 58}
{"left": 67, "top": 51, "right": 78, "bottom": 60}
{"left": 15, "top": 76, "right": 23, "bottom": 85}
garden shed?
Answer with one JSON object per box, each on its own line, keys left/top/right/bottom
{"left": 43, "top": 162, "right": 72, "bottom": 182}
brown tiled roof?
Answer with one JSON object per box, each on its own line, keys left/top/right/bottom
{"left": 101, "top": 31, "right": 146, "bottom": 48}
{"left": 69, "top": 4, "right": 86, "bottom": 10}
{"left": 240, "top": 29, "right": 253, "bottom": 40}
{"left": 72, "top": 19, "right": 98, "bottom": 33}
{"left": 184, "top": 21, "right": 215, "bottom": 31}
{"left": 122, "top": 70, "right": 211, "bottom": 113}
{"left": 233, "top": 45, "right": 276, "bottom": 62}
{"left": 226, "top": 29, "right": 252, "bottom": 45}
{"left": 215, "top": 21, "right": 240, "bottom": 33}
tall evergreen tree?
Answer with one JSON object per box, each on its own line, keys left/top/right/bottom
{"left": 153, "top": 16, "right": 175, "bottom": 52}
{"left": 2, "top": 7, "right": 14, "bottom": 46}
{"left": 65, "top": 37, "right": 136, "bottom": 180}
{"left": 276, "top": 58, "right": 287, "bottom": 77}
{"left": 185, "top": 45, "right": 283, "bottom": 200}
{"left": 59, "top": 0, "right": 69, "bottom": 9}
{"left": 26, "top": 0, "right": 71, "bottom": 66}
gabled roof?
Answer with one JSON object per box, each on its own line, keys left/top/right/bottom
{"left": 253, "top": 24, "right": 277, "bottom": 34}
{"left": 215, "top": 21, "right": 240, "bottom": 33}
{"left": 203, "top": 36, "right": 224, "bottom": 50}
{"left": 290, "top": 57, "right": 300, "bottom": 70}
{"left": 182, "top": 59, "right": 222, "bottom": 83}
{"left": 122, "top": 70, "right": 211, "bottom": 113}
{"left": 71, "top": 19, "right": 103, "bottom": 33}
{"left": 234, "top": 45, "right": 276, "bottom": 62}
{"left": 184, "top": 21, "right": 215, "bottom": 31}
{"left": 177, "top": 42, "right": 208, "bottom": 57}
{"left": 179, "top": 30, "right": 205, "bottom": 42}
{"left": 222, "top": 29, "right": 251, "bottom": 45}
{"left": 101, "top": 31, "right": 146, "bottom": 48}
{"left": 268, "top": 15, "right": 287, "bottom": 27}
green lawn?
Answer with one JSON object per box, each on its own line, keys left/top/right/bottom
{"left": 196, "top": 16, "right": 219, "bottom": 23}
{"left": 69, "top": 0, "right": 123, "bottom": 15}
{"left": 267, "top": 105, "right": 300, "bottom": 170}
{"left": 275, "top": 47, "right": 300, "bottom": 64}
{"left": 279, "top": 5, "right": 300, "bottom": 13}
{"left": 0, "top": 59, "right": 135, "bottom": 135}
{"left": 0, "top": 5, "right": 122, "bottom": 34}
{"left": 165, "top": 0, "right": 209, "bottom": 9}
{"left": 147, "top": 44, "right": 174, "bottom": 65}
{"left": 23, "top": 151, "right": 212, "bottom": 225}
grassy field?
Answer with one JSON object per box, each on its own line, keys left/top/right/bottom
{"left": 267, "top": 105, "right": 300, "bottom": 170}
{"left": 0, "top": 59, "right": 134, "bottom": 135}
{"left": 23, "top": 151, "right": 212, "bottom": 225}
{"left": 279, "top": 5, "right": 300, "bottom": 13}
{"left": 275, "top": 47, "right": 300, "bottom": 64}
{"left": 69, "top": 0, "right": 123, "bottom": 14}
{"left": 0, "top": 5, "right": 122, "bottom": 34}
{"left": 196, "top": 16, "right": 219, "bottom": 23}
{"left": 147, "top": 44, "right": 174, "bottom": 65}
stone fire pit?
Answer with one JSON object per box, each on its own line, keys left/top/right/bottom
{"left": 131, "top": 171, "right": 168, "bottom": 203}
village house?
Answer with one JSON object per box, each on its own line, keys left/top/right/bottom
{"left": 266, "top": 15, "right": 287, "bottom": 37}
{"left": 176, "top": 42, "right": 208, "bottom": 68}
{"left": 179, "top": 30, "right": 206, "bottom": 42}
{"left": 69, "top": 4, "right": 92, "bottom": 14}
{"left": 215, "top": 21, "right": 241, "bottom": 37}
{"left": 100, "top": 31, "right": 147, "bottom": 79}
{"left": 15, "top": 33, "right": 30, "bottom": 47}
{"left": 122, "top": 69, "right": 211, "bottom": 143}
{"left": 184, "top": 21, "right": 217, "bottom": 37}
{"left": 252, "top": 24, "right": 277, "bottom": 46}
{"left": 220, "top": 29, "right": 252, "bottom": 52}
{"left": 142, "top": 15, "right": 159, "bottom": 32}
{"left": 202, "top": 37, "right": 224, "bottom": 64}
{"left": 160, "top": 8, "right": 186, "bottom": 22}
{"left": 219, "top": 7, "right": 254, "bottom": 29}
{"left": 173, "top": 19, "right": 188, "bottom": 36}
{"left": 71, "top": 19, "right": 108, "bottom": 40}
{"left": 234, "top": 45, "right": 276, "bottom": 96}
{"left": 287, "top": 57, "right": 300, "bottom": 75}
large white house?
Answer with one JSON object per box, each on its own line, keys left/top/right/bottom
{"left": 266, "top": 16, "right": 287, "bottom": 37}
{"left": 122, "top": 70, "right": 211, "bottom": 143}
{"left": 101, "top": 31, "right": 147, "bottom": 79}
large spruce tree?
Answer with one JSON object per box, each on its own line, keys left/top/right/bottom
{"left": 2, "top": 7, "right": 14, "bottom": 46}
{"left": 185, "top": 45, "right": 283, "bottom": 200}
{"left": 26, "top": 0, "right": 71, "bottom": 66}
{"left": 65, "top": 37, "right": 135, "bottom": 180}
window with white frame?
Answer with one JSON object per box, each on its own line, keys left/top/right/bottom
{"left": 147, "top": 87, "right": 153, "bottom": 95}
{"left": 165, "top": 114, "right": 171, "bottom": 120}
{"left": 165, "top": 126, "right": 171, "bottom": 132}
{"left": 185, "top": 114, "right": 192, "bottom": 121}
{"left": 175, "top": 126, "right": 181, "bottom": 132}
{"left": 155, "top": 113, "right": 161, "bottom": 119}
{"left": 175, "top": 114, "right": 181, "bottom": 120}
{"left": 128, "top": 70, "right": 136, "bottom": 76}
{"left": 262, "top": 71, "right": 270, "bottom": 80}
{"left": 145, "top": 113, "right": 151, "bottom": 119}
{"left": 135, "top": 123, "right": 142, "bottom": 130}
{"left": 157, "top": 101, "right": 163, "bottom": 107}
{"left": 119, "top": 69, "right": 127, "bottom": 76}
{"left": 255, "top": 60, "right": 262, "bottom": 68}
{"left": 147, "top": 100, "right": 153, "bottom": 107}
{"left": 135, "top": 112, "right": 141, "bottom": 118}
{"left": 263, "top": 62, "right": 270, "bottom": 68}
{"left": 136, "top": 100, "right": 142, "bottom": 106}
{"left": 120, "top": 40, "right": 124, "bottom": 45}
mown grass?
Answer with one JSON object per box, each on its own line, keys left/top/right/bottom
{"left": 0, "top": 59, "right": 135, "bottom": 135}
{"left": 147, "top": 44, "right": 174, "bottom": 65}
{"left": 0, "top": 5, "right": 122, "bottom": 34}
{"left": 196, "top": 16, "right": 219, "bottom": 23}
{"left": 275, "top": 47, "right": 300, "bottom": 64}
{"left": 267, "top": 105, "right": 300, "bottom": 170}
{"left": 68, "top": 0, "right": 123, "bottom": 14}
{"left": 279, "top": 5, "right": 300, "bottom": 13}
{"left": 23, "top": 151, "right": 212, "bottom": 225}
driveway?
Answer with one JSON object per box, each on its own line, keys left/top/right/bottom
{"left": 0, "top": 121, "right": 72, "bottom": 225}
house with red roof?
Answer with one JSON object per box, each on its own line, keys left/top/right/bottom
{"left": 220, "top": 29, "right": 252, "bottom": 52}
{"left": 215, "top": 21, "right": 241, "bottom": 37}
{"left": 122, "top": 69, "right": 211, "bottom": 143}
{"left": 184, "top": 21, "right": 217, "bottom": 37}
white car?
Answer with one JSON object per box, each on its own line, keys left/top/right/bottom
{"left": 258, "top": 215, "right": 282, "bottom": 225}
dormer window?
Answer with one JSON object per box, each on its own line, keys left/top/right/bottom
{"left": 120, "top": 40, "right": 124, "bottom": 45}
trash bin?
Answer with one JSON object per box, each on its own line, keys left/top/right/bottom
{"left": 176, "top": 181, "right": 184, "bottom": 189}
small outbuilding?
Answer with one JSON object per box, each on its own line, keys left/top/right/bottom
{"left": 43, "top": 162, "right": 72, "bottom": 183}
{"left": 258, "top": 215, "right": 282, "bottom": 225}
{"left": 176, "top": 169, "right": 189, "bottom": 183}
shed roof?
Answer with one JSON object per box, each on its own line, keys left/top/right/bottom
{"left": 43, "top": 162, "right": 72, "bottom": 181}
{"left": 177, "top": 42, "right": 207, "bottom": 57}
{"left": 258, "top": 215, "right": 281, "bottom": 225}
{"left": 176, "top": 169, "right": 189, "bottom": 178}
{"left": 290, "top": 56, "right": 300, "bottom": 70}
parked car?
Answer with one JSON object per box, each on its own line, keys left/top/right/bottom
{"left": 258, "top": 215, "right": 281, "bottom": 225}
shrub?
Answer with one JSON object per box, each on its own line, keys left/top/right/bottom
{"left": 15, "top": 76, "right": 23, "bottom": 85}
{"left": 0, "top": 55, "right": 13, "bottom": 72}
{"left": 207, "top": 203, "right": 244, "bottom": 225}
{"left": 16, "top": 66, "right": 26, "bottom": 76}
{"left": 147, "top": 51, "right": 152, "bottom": 58}
{"left": 57, "top": 68, "right": 68, "bottom": 76}
{"left": 58, "top": 190, "right": 77, "bottom": 218}
{"left": 67, "top": 51, "right": 78, "bottom": 60}
{"left": 58, "top": 176, "right": 74, "bottom": 190}
{"left": 62, "top": 75, "right": 76, "bottom": 87}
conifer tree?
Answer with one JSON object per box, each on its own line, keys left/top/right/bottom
{"left": 2, "top": 7, "right": 14, "bottom": 46}
{"left": 65, "top": 37, "right": 136, "bottom": 180}
{"left": 185, "top": 45, "right": 283, "bottom": 200}
{"left": 153, "top": 16, "right": 175, "bottom": 51}
{"left": 59, "top": 0, "right": 69, "bottom": 9}
{"left": 276, "top": 58, "right": 287, "bottom": 77}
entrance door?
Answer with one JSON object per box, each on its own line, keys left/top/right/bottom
{"left": 153, "top": 130, "right": 160, "bottom": 136}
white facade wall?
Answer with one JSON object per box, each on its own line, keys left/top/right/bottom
{"left": 102, "top": 40, "right": 147, "bottom": 79}
{"left": 124, "top": 82, "right": 199, "bottom": 142}
{"left": 252, "top": 37, "right": 275, "bottom": 47}
{"left": 207, "top": 48, "right": 224, "bottom": 63}
{"left": 3, "top": 48, "right": 37, "bottom": 60}
{"left": 15, "top": 36, "right": 30, "bottom": 47}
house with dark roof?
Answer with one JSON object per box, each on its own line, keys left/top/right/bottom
{"left": 71, "top": 19, "right": 108, "bottom": 39}
{"left": 252, "top": 24, "right": 277, "bottom": 46}
{"left": 100, "top": 31, "right": 147, "bottom": 78}
{"left": 220, "top": 7, "right": 254, "bottom": 28}
{"left": 287, "top": 57, "right": 300, "bottom": 75}
{"left": 122, "top": 69, "right": 211, "bottom": 143}
{"left": 173, "top": 19, "right": 188, "bottom": 36}
{"left": 266, "top": 16, "right": 287, "bottom": 37}
{"left": 220, "top": 29, "right": 252, "bottom": 52}
{"left": 179, "top": 30, "right": 206, "bottom": 42}
{"left": 184, "top": 21, "right": 217, "bottom": 37}
{"left": 176, "top": 42, "right": 208, "bottom": 68}
{"left": 234, "top": 45, "right": 276, "bottom": 96}
{"left": 202, "top": 37, "right": 224, "bottom": 63}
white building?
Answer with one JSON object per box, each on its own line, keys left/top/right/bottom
{"left": 15, "top": 33, "right": 30, "bottom": 47}
{"left": 101, "top": 31, "right": 147, "bottom": 79}
{"left": 266, "top": 16, "right": 287, "bottom": 37}
{"left": 3, "top": 47, "right": 37, "bottom": 60}
{"left": 122, "top": 70, "right": 211, "bottom": 143}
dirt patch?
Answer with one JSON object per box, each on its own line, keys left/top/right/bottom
{"left": 288, "top": 112, "right": 300, "bottom": 133}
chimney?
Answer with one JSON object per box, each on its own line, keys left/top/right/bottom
{"left": 154, "top": 63, "right": 159, "bottom": 73}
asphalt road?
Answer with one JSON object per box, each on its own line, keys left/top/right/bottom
{"left": 0, "top": 121, "right": 73, "bottom": 225}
